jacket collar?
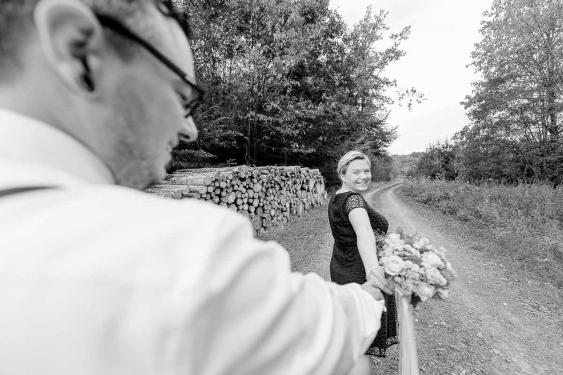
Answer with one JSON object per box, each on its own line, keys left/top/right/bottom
{"left": 0, "top": 108, "right": 115, "bottom": 188}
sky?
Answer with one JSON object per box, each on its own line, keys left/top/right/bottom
{"left": 329, "top": 0, "right": 493, "bottom": 155}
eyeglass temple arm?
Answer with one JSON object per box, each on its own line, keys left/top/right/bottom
{"left": 95, "top": 13, "right": 203, "bottom": 95}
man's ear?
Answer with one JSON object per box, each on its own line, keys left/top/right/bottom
{"left": 34, "top": 0, "right": 104, "bottom": 95}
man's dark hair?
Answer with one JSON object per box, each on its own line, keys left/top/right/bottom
{"left": 0, "top": 0, "right": 192, "bottom": 80}
{"left": 0, "top": 1, "right": 41, "bottom": 78}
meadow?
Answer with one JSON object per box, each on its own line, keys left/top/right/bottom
{"left": 400, "top": 179, "right": 563, "bottom": 287}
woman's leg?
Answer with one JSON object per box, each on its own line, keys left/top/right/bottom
{"left": 348, "top": 355, "right": 371, "bottom": 375}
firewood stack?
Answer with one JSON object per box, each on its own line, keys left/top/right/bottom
{"left": 145, "top": 165, "right": 328, "bottom": 233}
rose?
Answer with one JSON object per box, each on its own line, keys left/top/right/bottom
{"left": 379, "top": 246, "right": 394, "bottom": 258}
{"left": 415, "top": 283, "right": 436, "bottom": 301}
{"left": 413, "top": 237, "right": 431, "bottom": 249}
{"left": 403, "top": 244, "right": 420, "bottom": 256}
{"left": 403, "top": 260, "right": 420, "bottom": 272}
{"left": 437, "top": 288, "right": 449, "bottom": 299}
{"left": 421, "top": 251, "right": 445, "bottom": 269}
{"left": 396, "top": 244, "right": 420, "bottom": 258}
{"left": 385, "top": 233, "right": 403, "bottom": 249}
{"left": 424, "top": 267, "right": 448, "bottom": 286}
{"left": 380, "top": 255, "right": 405, "bottom": 276}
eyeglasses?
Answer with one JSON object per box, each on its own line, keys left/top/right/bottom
{"left": 94, "top": 12, "right": 204, "bottom": 119}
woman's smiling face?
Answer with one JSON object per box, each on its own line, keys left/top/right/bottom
{"left": 341, "top": 158, "right": 371, "bottom": 192}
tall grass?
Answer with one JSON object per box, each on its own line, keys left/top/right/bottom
{"left": 401, "top": 179, "right": 563, "bottom": 286}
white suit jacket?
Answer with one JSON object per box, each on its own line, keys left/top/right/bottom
{"left": 0, "top": 109, "right": 383, "bottom": 375}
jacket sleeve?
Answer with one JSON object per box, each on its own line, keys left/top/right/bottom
{"left": 183, "top": 212, "right": 384, "bottom": 375}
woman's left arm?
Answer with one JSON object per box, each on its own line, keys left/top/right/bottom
{"left": 349, "top": 209, "right": 392, "bottom": 294}
{"left": 349, "top": 208, "right": 379, "bottom": 272}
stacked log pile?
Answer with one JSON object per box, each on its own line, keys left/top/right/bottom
{"left": 146, "top": 165, "right": 327, "bottom": 233}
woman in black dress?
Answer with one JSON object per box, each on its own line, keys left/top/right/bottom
{"left": 328, "top": 150, "right": 398, "bottom": 374}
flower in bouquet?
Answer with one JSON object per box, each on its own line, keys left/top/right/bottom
{"left": 414, "top": 283, "right": 435, "bottom": 301}
{"left": 380, "top": 255, "right": 405, "bottom": 275}
{"left": 421, "top": 251, "right": 444, "bottom": 269}
{"left": 402, "top": 261, "right": 422, "bottom": 281}
{"left": 437, "top": 288, "right": 449, "bottom": 299}
{"left": 413, "top": 237, "right": 430, "bottom": 249}
{"left": 424, "top": 267, "right": 447, "bottom": 287}
{"left": 378, "top": 232, "right": 456, "bottom": 303}
{"left": 386, "top": 233, "right": 404, "bottom": 249}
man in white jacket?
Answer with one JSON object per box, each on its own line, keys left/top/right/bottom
{"left": 0, "top": 0, "right": 387, "bottom": 374}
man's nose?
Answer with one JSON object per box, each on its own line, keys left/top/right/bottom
{"left": 180, "top": 117, "right": 198, "bottom": 142}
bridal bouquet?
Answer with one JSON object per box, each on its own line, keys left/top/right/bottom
{"left": 378, "top": 233, "right": 456, "bottom": 302}
{"left": 376, "top": 233, "right": 456, "bottom": 375}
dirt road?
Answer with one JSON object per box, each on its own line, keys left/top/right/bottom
{"left": 366, "top": 183, "right": 563, "bottom": 375}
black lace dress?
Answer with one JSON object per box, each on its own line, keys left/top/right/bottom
{"left": 328, "top": 191, "right": 398, "bottom": 357}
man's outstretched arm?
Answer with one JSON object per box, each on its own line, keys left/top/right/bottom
{"left": 181, "top": 212, "right": 385, "bottom": 375}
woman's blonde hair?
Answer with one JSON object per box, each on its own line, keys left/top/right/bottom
{"left": 337, "top": 150, "right": 371, "bottom": 176}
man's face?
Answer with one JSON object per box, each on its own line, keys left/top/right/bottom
{"left": 105, "top": 6, "right": 198, "bottom": 188}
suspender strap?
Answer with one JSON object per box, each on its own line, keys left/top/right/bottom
{"left": 0, "top": 186, "right": 55, "bottom": 199}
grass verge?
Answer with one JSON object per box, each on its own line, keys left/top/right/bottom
{"left": 259, "top": 201, "right": 333, "bottom": 279}
{"left": 400, "top": 180, "right": 563, "bottom": 287}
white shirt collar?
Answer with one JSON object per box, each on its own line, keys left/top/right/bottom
{"left": 0, "top": 108, "right": 115, "bottom": 186}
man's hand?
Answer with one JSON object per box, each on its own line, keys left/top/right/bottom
{"left": 360, "top": 280, "right": 384, "bottom": 301}
{"left": 367, "top": 266, "right": 393, "bottom": 295}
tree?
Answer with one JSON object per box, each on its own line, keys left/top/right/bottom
{"left": 461, "top": 0, "right": 563, "bottom": 185}
{"left": 412, "top": 141, "right": 458, "bottom": 180}
{"left": 390, "top": 153, "right": 423, "bottom": 178}
{"left": 174, "top": 0, "right": 416, "bottom": 182}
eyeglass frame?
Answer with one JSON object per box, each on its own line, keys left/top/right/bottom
{"left": 93, "top": 12, "right": 205, "bottom": 119}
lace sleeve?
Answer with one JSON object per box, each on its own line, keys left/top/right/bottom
{"left": 343, "top": 193, "right": 368, "bottom": 217}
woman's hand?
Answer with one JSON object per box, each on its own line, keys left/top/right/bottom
{"left": 361, "top": 280, "right": 384, "bottom": 301}
{"left": 367, "top": 266, "right": 393, "bottom": 295}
